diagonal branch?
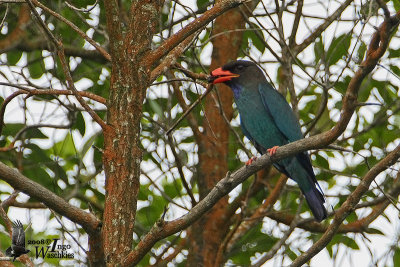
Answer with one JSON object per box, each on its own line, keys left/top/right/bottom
{"left": 289, "top": 143, "right": 400, "bottom": 267}
{"left": 0, "top": 161, "right": 100, "bottom": 233}
{"left": 30, "top": 0, "right": 111, "bottom": 61}
{"left": 145, "top": 0, "right": 246, "bottom": 67}
{"left": 293, "top": 0, "right": 353, "bottom": 55}
{"left": 25, "top": 0, "right": 108, "bottom": 130}
{"left": 150, "top": 30, "right": 200, "bottom": 82}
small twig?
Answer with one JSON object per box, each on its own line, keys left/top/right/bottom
{"left": 157, "top": 206, "right": 169, "bottom": 227}
{"left": 373, "top": 180, "right": 400, "bottom": 213}
{"left": 0, "top": 3, "right": 9, "bottom": 32}
{"left": 167, "top": 134, "right": 197, "bottom": 205}
{"left": 52, "top": 210, "right": 88, "bottom": 254}
{"left": 30, "top": 0, "right": 110, "bottom": 61}
{"left": 173, "top": 63, "right": 209, "bottom": 81}
{"left": 25, "top": 0, "right": 107, "bottom": 130}
{"left": 65, "top": 0, "right": 99, "bottom": 13}
{"left": 166, "top": 83, "right": 213, "bottom": 135}
{"left": 252, "top": 198, "right": 304, "bottom": 267}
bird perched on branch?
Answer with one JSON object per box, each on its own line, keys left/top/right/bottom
{"left": 208, "top": 60, "right": 327, "bottom": 221}
{"left": 5, "top": 220, "right": 30, "bottom": 261}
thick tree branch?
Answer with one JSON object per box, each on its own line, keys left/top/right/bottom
{"left": 0, "top": 162, "right": 100, "bottom": 233}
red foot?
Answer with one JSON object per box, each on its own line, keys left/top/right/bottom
{"left": 246, "top": 156, "right": 257, "bottom": 166}
{"left": 267, "top": 146, "right": 279, "bottom": 156}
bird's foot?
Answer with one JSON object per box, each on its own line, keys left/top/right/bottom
{"left": 246, "top": 156, "right": 257, "bottom": 166}
{"left": 267, "top": 146, "right": 279, "bottom": 156}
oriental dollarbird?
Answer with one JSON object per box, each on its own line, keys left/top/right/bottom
{"left": 208, "top": 60, "right": 327, "bottom": 221}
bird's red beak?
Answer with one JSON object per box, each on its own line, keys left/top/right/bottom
{"left": 208, "top": 67, "right": 240, "bottom": 84}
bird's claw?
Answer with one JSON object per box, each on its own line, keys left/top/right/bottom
{"left": 246, "top": 156, "right": 257, "bottom": 166}
{"left": 267, "top": 146, "right": 279, "bottom": 156}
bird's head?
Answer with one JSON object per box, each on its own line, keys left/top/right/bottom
{"left": 208, "top": 60, "right": 265, "bottom": 87}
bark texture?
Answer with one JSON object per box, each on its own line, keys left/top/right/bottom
{"left": 102, "top": 1, "right": 163, "bottom": 265}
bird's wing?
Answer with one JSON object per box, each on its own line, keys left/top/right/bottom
{"left": 258, "top": 83, "right": 320, "bottom": 180}
{"left": 240, "top": 117, "right": 265, "bottom": 154}
{"left": 258, "top": 83, "right": 303, "bottom": 142}
{"left": 12, "top": 220, "right": 25, "bottom": 247}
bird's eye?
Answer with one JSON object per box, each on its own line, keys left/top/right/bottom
{"left": 236, "top": 65, "right": 244, "bottom": 71}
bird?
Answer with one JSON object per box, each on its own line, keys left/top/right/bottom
{"left": 208, "top": 60, "right": 327, "bottom": 221}
{"left": 5, "top": 220, "right": 30, "bottom": 261}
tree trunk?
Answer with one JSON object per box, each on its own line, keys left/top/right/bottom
{"left": 102, "top": 1, "right": 162, "bottom": 265}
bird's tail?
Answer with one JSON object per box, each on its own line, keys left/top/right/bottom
{"left": 303, "top": 185, "right": 327, "bottom": 222}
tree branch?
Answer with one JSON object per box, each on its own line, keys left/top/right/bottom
{"left": 150, "top": 31, "right": 200, "bottom": 82}
{"left": 0, "top": 162, "right": 100, "bottom": 233}
{"left": 30, "top": 0, "right": 111, "bottom": 61}
{"left": 293, "top": 0, "right": 353, "bottom": 55}
{"left": 289, "top": 143, "right": 400, "bottom": 266}
{"left": 145, "top": 0, "right": 246, "bottom": 67}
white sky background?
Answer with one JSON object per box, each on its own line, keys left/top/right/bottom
{"left": 0, "top": 0, "right": 399, "bottom": 266}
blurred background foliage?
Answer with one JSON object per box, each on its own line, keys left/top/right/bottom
{"left": 0, "top": 0, "right": 399, "bottom": 266}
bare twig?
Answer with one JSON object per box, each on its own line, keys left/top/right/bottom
{"left": 167, "top": 134, "right": 197, "bottom": 205}
{"left": 30, "top": 0, "right": 111, "bottom": 61}
{"left": 65, "top": 0, "right": 99, "bottom": 13}
{"left": 166, "top": 84, "right": 213, "bottom": 135}
{"left": 252, "top": 198, "right": 304, "bottom": 267}
{"left": 145, "top": 0, "right": 246, "bottom": 67}
{"left": 52, "top": 210, "right": 88, "bottom": 253}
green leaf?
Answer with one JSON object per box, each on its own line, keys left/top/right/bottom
{"left": 366, "top": 227, "right": 384, "bottom": 235}
{"left": 2, "top": 123, "right": 24, "bottom": 136}
{"left": 75, "top": 112, "right": 86, "bottom": 136}
{"left": 394, "top": 247, "right": 400, "bottom": 267}
{"left": 27, "top": 51, "right": 44, "bottom": 79}
{"left": 148, "top": 98, "right": 163, "bottom": 118}
{"left": 24, "top": 127, "right": 48, "bottom": 140}
{"left": 340, "top": 235, "right": 359, "bottom": 250}
{"left": 389, "top": 47, "right": 400, "bottom": 58}
{"left": 162, "top": 176, "right": 182, "bottom": 199}
{"left": 326, "top": 33, "right": 351, "bottom": 66}
{"left": 53, "top": 132, "right": 77, "bottom": 159}
{"left": 314, "top": 153, "right": 330, "bottom": 169}
{"left": 326, "top": 234, "right": 359, "bottom": 258}
{"left": 81, "top": 132, "right": 99, "bottom": 158}
{"left": 7, "top": 50, "right": 23, "bottom": 65}
{"left": 197, "top": 0, "right": 210, "bottom": 9}
{"left": 241, "top": 25, "right": 265, "bottom": 54}
{"left": 314, "top": 37, "right": 324, "bottom": 64}
{"left": 247, "top": 23, "right": 265, "bottom": 53}
{"left": 356, "top": 42, "right": 367, "bottom": 62}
